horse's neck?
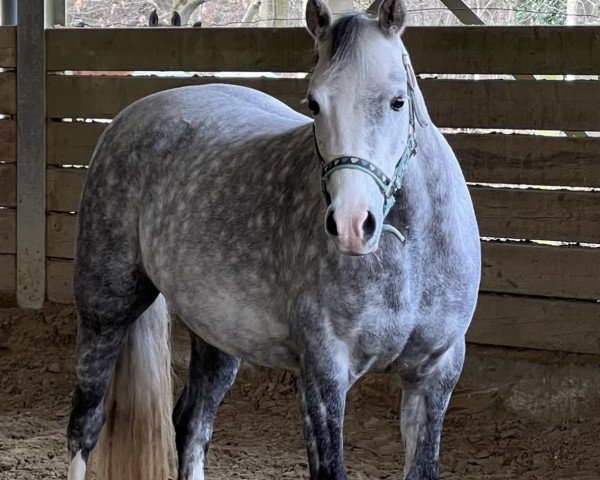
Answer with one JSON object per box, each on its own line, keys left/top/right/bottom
{"left": 282, "top": 123, "right": 324, "bottom": 213}
{"left": 392, "top": 121, "right": 461, "bottom": 235}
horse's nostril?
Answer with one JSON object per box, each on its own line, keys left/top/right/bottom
{"left": 326, "top": 210, "right": 338, "bottom": 236}
{"left": 363, "top": 211, "right": 376, "bottom": 238}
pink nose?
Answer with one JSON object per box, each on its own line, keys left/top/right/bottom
{"left": 325, "top": 209, "right": 377, "bottom": 254}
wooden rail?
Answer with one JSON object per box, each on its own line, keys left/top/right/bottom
{"left": 46, "top": 75, "right": 600, "bottom": 131}
{"left": 46, "top": 27, "right": 600, "bottom": 75}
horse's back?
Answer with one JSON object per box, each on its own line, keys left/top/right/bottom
{"left": 110, "top": 83, "right": 310, "bottom": 143}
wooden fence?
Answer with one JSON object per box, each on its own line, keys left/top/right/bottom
{"left": 1, "top": 25, "right": 600, "bottom": 355}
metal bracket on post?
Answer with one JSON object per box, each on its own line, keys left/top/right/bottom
{"left": 17, "top": 0, "right": 46, "bottom": 308}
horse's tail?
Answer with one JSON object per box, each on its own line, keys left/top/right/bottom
{"left": 93, "top": 295, "right": 176, "bottom": 479}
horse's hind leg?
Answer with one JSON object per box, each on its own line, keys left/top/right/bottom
{"left": 400, "top": 340, "right": 465, "bottom": 480}
{"left": 66, "top": 268, "right": 158, "bottom": 479}
{"left": 174, "top": 329, "right": 240, "bottom": 479}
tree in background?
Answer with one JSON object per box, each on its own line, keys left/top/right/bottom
{"left": 67, "top": 0, "right": 598, "bottom": 27}
{"left": 516, "top": 0, "right": 566, "bottom": 25}
{"left": 68, "top": 0, "right": 210, "bottom": 26}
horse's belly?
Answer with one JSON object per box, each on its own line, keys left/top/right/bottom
{"left": 173, "top": 291, "right": 299, "bottom": 370}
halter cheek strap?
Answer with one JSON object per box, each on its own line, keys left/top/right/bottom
{"left": 313, "top": 89, "right": 418, "bottom": 243}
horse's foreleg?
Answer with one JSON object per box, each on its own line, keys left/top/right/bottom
{"left": 400, "top": 340, "right": 465, "bottom": 480}
{"left": 295, "top": 323, "right": 350, "bottom": 480}
{"left": 173, "top": 330, "right": 240, "bottom": 480}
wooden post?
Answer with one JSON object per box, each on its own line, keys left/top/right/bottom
{"left": 437, "top": 0, "right": 485, "bottom": 25}
{"left": 1, "top": 0, "right": 17, "bottom": 25}
{"left": 17, "top": 0, "right": 46, "bottom": 308}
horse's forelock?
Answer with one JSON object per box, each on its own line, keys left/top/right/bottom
{"left": 327, "top": 13, "right": 373, "bottom": 69}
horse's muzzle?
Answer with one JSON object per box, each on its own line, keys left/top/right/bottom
{"left": 325, "top": 208, "right": 379, "bottom": 255}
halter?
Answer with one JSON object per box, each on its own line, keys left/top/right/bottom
{"left": 313, "top": 84, "right": 418, "bottom": 243}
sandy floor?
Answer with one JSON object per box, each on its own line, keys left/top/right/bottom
{"left": 1, "top": 304, "right": 599, "bottom": 479}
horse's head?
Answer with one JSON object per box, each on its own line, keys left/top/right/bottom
{"left": 306, "top": 0, "right": 418, "bottom": 256}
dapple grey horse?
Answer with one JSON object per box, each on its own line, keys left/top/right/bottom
{"left": 67, "top": 0, "right": 480, "bottom": 478}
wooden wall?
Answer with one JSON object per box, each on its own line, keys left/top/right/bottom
{"left": 2, "top": 25, "right": 600, "bottom": 354}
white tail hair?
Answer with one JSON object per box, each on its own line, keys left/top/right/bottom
{"left": 93, "top": 295, "right": 176, "bottom": 479}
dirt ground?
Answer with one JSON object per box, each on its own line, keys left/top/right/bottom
{"left": 1, "top": 304, "right": 599, "bottom": 479}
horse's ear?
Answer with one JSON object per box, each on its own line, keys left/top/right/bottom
{"left": 149, "top": 9, "right": 159, "bottom": 27}
{"left": 378, "top": 0, "right": 406, "bottom": 36}
{"left": 171, "top": 11, "right": 182, "bottom": 27}
{"left": 306, "top": 0, "right": 332, "bottom": 40}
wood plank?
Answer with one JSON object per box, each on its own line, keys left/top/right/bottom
{"left": 416, "top": 27, "right": 600, "bottom": 75}
{"left": 47, "top": 28, "right": 314, "bottom": 73}
{"left": 0, "top": 120, "right": 16, "bottom": 163}
{"left": 472, "top": 187, "right": 600, "bottom": 244}
{"left": 0, "top": 71, "right": 15, "bottom": 115}
{"left": 46, "top": 75, "right": 309, "bottom": 119}
{"left": 46, "top": 168, "right": 600, "bottom": 243}
{"left": 47, "top": 75, "right": 600, "bottom": 131}
{"left": 0, "top": 163, "right": 15, "bottom": 207}
{"left": 420, "top": 79, "right": 600, "bottom": 131}
{"left": 481, "top": 242, "right": 600, "bottom": 301}
{"left": 0, "top": 26, "right": 16, "bottom": 69}
{"left": 46, "top": 27, "right": 600, "bottom": 75}
{"left": 46, "top": 258, "right": 73, "bottom": 304}
{"left": 0, "top": 254, "right": 15, "bottom": 306}
{"left": 47, "top": 212, "right": 76, "bottom": 258}
{"left": 47, "top": 167, "right": 85, "bottom": 212}
{"left": 0, "top": 208, "right": 15, "bottom": 254}
{"left": 449, "top": 134, "right": 600, "bottom": 188}
{"left": 47, "top": 122, "right": 106, "bottom": 166}
{"left": 469, "top": 293, "right": 600, "bottom": 355}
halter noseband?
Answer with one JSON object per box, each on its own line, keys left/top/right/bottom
{"left": 313, "top": 86, "right": 418, "bottom": 243}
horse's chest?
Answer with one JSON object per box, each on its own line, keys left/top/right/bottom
{"left": 325, "top": 308, "right": 414, "bottom": 378}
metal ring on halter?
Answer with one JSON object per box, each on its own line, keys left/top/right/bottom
{"left": 313, "top": 88, "right": 418, "bottom": 243}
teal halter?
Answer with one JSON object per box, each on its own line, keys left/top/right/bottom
{"left": 314, "top": 88, "right": 418, "bottom": 243}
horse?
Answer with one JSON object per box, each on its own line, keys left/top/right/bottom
{"left": 66, "top": 0, "right": 481, "bottom": 478}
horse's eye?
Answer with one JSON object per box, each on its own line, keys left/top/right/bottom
{"left": 390, "top": 97, "right": 405, "bottom": 111}
{"left": 308, "top": 99, "right": 320, "bottom": 115}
